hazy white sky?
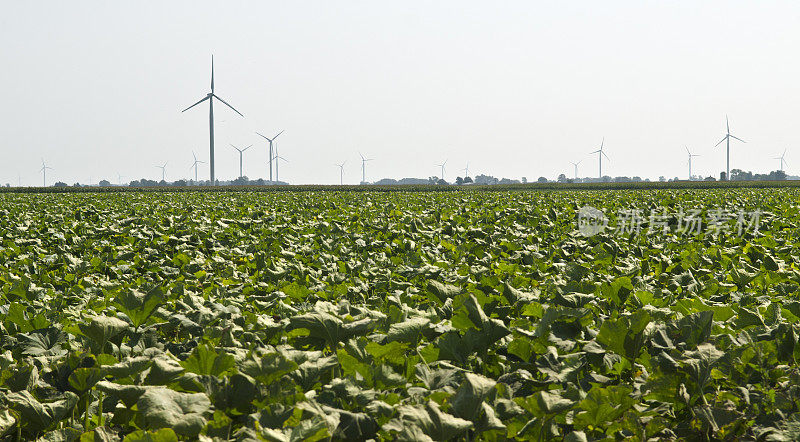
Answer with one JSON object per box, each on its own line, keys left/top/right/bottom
{"left": 1, "top": 1, "right": 799, "bottom": 185}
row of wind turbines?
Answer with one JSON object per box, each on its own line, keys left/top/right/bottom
{"left": 33, "top": 58, "right": 791, "bottom": 186}
{"left": 570, "top": 117, "right": 789, "bottom": 180}
{"left": 180, "top": 56, "right": 288, "bottom": 184}
{"left": 334, "top": 155, "right": 466, "bottom": 185}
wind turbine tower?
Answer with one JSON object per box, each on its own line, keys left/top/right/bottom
{"left": 590, "top": 138, "right": 609, "bottom": 179}
{"left": 230, "top": 144, "right": 252, "bottom": 178}
{"left": 39, "top": 160, "right": 53, "bottom": 187}
{"left": 336, "top": 161, "right": 346, "bottom": 185}
{"left": 463, "top": 162, "right": 470, "bottom": 178}
{"left": 686, "top": 147, "right": 700, "bottom": 180}
{"left": 570, "top": 161, "right": 581, "bottom": 180}
{"left": 255, "top": 130, "right": 283, "bottom": 182}
{"left": 359, "top": 152, "right": 373, "bottom": 183}
{"left": 436, "top": 160, "right": 447, "bottom": 181}
{"left": 272, "top": 142, "right": 288, "bottom": 182}
{"left": 181, "top": 56, "right": 244, "bottom": 185}
{"left": 714, "top": 115, "right": 745, "bottom": 180}
{"left": 190, "top": 152, "right": 205, "bottom": 183}
{"left": 774, "top": 149, "right": 788, "bottom": 172}
{"left": 156, "top": 163, "right": 167, "bottom": 182}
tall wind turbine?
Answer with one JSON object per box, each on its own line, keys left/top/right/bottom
{"left": 336, "top": 161, "right": 346, "bottom": 185}
{"left": 117, "top": 173, "right": 124, "bottom": 186}
{"left": 255, "top": 130, "right": 283, "bottom": 182}
{"left": 463, "top": 162, "right": 470, "bottom": 177}
{"left": 272, "top": 142, "right": 288, "bottom": 182}
{"left": 774, "top": 148, "right": 788, "bottom": 172}
{"left": 359, "top": 152, "right": 373, "bottom": 183}
{"left": 181, "top": 56, "right": 244, "bottom": 185}
{"left": 39, "top": 160, "right": 53, "bottom": 187}
{"left": 590, "top": 138, "right": 609, "bottom": 178}
{"left": 686, "top": 147, "right": 700, "bottom": 180}
{"left": 230, "top": 144, "right": 252, "bottom": 178}
{"left": 190, "top": 152, "right": 205, "bottom": 182}
{"left": 570, "top": 160, "right": 581, "bottom": 179}
{"left": 156, "top": 162, "right": 167, "bottom": 182}
{"left": 436, "top": 160, "right": 448, "bottom": 181}
{"left": 714, "top": 115, "right": 745, "bottom": 180}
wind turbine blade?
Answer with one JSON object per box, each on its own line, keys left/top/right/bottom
{"left": 243, "top": 145, "right": 252, "bottom": 151}
{"left": 729, "top": 135, "right": 745, "bottom": 143}
{"left": 600, "top": 137, "right": 604, "bottom": 149}
{"left": 182, "top": 95, "right": 210, "bottom": 112}
{"left": 255, "top": 132, "right": 272, "bottom": 142}
{"left": 590, "top": 149, "right": 601, "bottom": 154}
{"left": 272, "top": 130, "right": 284, "bottom": 140}
{"left": 686, "top": 146, "right": 691, "bottom": 154}
{"left": 211, "top": 55, "right": 215, "bottom": 92}
{"left": 714, "top": 136, "right": 728, "bottom": 147}
{"left": 726, "top": 115, "right": 730, "bottom": 134}
{"left": 602, "top": 151, "right": 610, "bottom": 160}
{"left": 211, "top": 94, "right": 244, "bottom": 117}
{"left": 193, "top": 151, "right": 197, "bottom": 162}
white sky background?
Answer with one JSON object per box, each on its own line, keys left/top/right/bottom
{"left": 1, "top": 1, "right": 799, "bottom": 185}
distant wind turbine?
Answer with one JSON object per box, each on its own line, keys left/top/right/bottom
{"left": 156, "top": 162, "right": 167, "bottom": 182}
{"left": 686, "top": 147, "right": 700, "bottom": 180}
{"left": 39, "top": 159, "right": 53, "bottom": 187}
{"left": 436, "top": 160, "right": 448, "bottom": 181}
{"left": 255, "top": 130, "right": 283, "bottom": 182}
{"left": 190, "top": 152, "right": 205, "bottom": 182}
{"left": 272, "top": 142, "right": 288, "bottom": 182}
{"left": 181, "top": 55, "right": 244, "bottom": 185}
{"left": 463, "top": 162, "right": 470, "bottom": 178}
{"left": 359, "top": 152, "right": 373, "bottom": 183}
{"left": 570, "top": 160, "right": 581, "bottom": 179}
{"left": 230, "top": 144, "right": 252, "bottom": 178}
{"left": 714, "top": 115, "right": 745, "bottom": 180}
{"left": 117, "top": 173, "right": 124, "bottom": 185}
{"left": 590, "top": 138, "right": 609, "bottom": 178}
{"left": 336, "top": 161, "right": 346, "bottom": 185}
{"left": 774, "top": 148, "right": 788, "bottom": 172}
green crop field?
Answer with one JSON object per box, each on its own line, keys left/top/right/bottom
{"left": 1, "top": 189, "right": 800, "bottom": 441}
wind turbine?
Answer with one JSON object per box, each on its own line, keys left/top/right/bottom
{"left": 686, "top": 147, "right": 700, "bottom": 180}
{"left": 714, "top": 115, "right": 745, "bottom": 180}
{"left": 570, "top": 160, "right": 581, "bottom": 179}
{"left": 359, "top": 152, "right": 373, "bottom": 183}
{"left": 590, "top": 138, "right": 609, "bottom": 178}
{"left": 230, "top": 144, "right": 252, "bottom": 179}
{"left": 272, "top": 142, "right": 288, "bottom": 182}
{"left": 255, "top": 130, "right": 283, "bottom": 182}
{"left": 181, "top": 55, "right": 244, "bottom": 185}
{"left": 436, "top": 160, "right": 448, "bottom": 181}
{"left": 39, "top": 160, "right": 53, "bottom": 187}
{"left": 117, "top": 173, "right": 124, "bottom": 185}
{"left": 156, "top": 162, "right": 167, "bottom": 182}
{"left": 462, "top": 162, "right": 470, "bottom": 178}
{"left": 774, "top": 148, "right": 788, "bottom": 172}
{"left": 190, "top": 152, "right": 205, "bottom": 183}
{"left": 336, "top": 161, "right": 346, "bottom": 185}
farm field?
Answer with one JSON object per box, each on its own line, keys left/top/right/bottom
{"left": 1, "top": 189, "right": 800, "bottom": 441}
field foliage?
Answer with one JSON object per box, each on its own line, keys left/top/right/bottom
{"left": 1, "top": 190, "right": 800, "bottom": 440}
